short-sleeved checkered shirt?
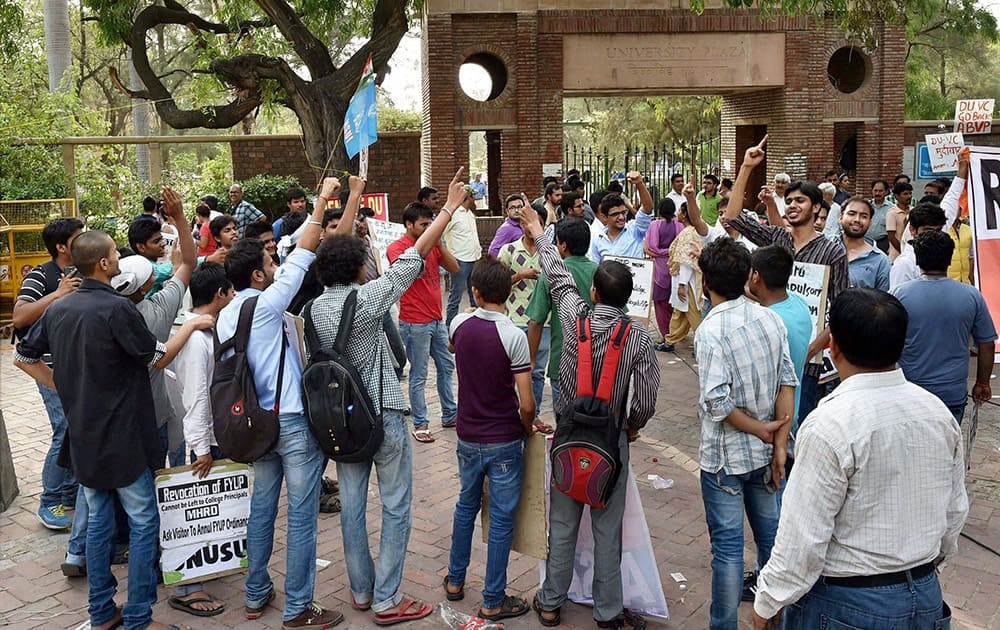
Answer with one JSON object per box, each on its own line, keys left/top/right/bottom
{"left": 306, "top": 247, "right": 425, "bottom": 415}
{"left": 497, "top": 238, "right": 539, "bottom": 327}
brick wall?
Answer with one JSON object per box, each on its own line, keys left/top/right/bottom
{"left": 231, "top": 132, "right": 421, "bottom": 222}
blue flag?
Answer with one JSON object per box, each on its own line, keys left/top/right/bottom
{"left": 343, "top": 55, "right": 377, "bottom": 159}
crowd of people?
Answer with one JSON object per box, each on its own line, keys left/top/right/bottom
{"left": 7, "top": 133, "right": 991, "bottom": 630}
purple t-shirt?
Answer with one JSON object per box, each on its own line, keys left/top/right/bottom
{"left": 449, "top": 309, "right": 531, "bottom": 443}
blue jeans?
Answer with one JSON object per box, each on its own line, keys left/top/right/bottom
{"left": 519, "top": 326, "right": 550, "bottom": 417}
{"left": 948, "top": 401, "right": 967, "bottom": 425}
{"left": 781, "top": 571, "right": 950, "bottom": 629}
{"left": 399, "top": 320, "right": 457, "bottom": 429}
{"left": 83, "top": 469, "right": 159, "bottom": 630}
{"left": 797, "top": 373, "right": 820, "bottom": 426}
{"left": 550, "top": 378, "right": 562, "bottom": 411}
{"left": 701, "top": 466, "right": 779, "bottom": 630}
{"left": 67, "top": 485, "right": 130, "bottom": 567}
{"left": 337, "top": 410, "right": 412, "bottom": 613}
{"left": 158, "top": 422, "right": 187, "bottom": 468}
{"left": 245, "top": 414, "right": 324, "bottom": 621}
{"left": 448, "top": 437, "right": 525, "bottom": 608}
{"left": 446, "top": 260, "right": 477, "bottom": 326}
{"left": 38, "top": 383, "right": 76, "bottom": 508}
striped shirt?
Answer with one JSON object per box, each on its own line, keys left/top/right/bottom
{"left": 754, "top": 369, "right": 968, "bottom": 619}
{"left": 695, "top": 296, "right": 798, "bottom": 475}
{"left": 306, "top": 247, "right": 426, "bottom": 416}
{"left": 534, "top": 234, "right": 659, "bottom": 431}
{"left": 729, "top": 214, "right": 849, "bottom": 378}
{"left": 15, "top": 262, "right": 64, "bottom": 367}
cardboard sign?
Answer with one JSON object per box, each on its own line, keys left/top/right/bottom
{"left": 366, "top": 217, "right": 406, "bottom": 274}
{"left": 925, "top": 132, "right": 965, "bottom": 173}
{"left": 605, "top": 255, "right": 654, "bottom": 322}
{"left": 968, "top": 146, "right": 1000, "bottom": 361}
{"left": 481, "top": 432, "right": 549, "bottom": 560}
{"left": 955, "top": 99, "right": 995, "bottom": 135}
{"left": 787, "top": 262, "right": 830, "bottom": 364}
{"left": 156, "top": 462, "right": 251, "bottom": 585}
{"left": 326, "top": 192, "right": 389, "bottom": 221}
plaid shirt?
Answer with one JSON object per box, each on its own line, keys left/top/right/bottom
{"left": 231, "top": 200, "right": 264, "bottom": 236}
{"left": 695, "top": 296, "right": 799, "bottom": 475}
{"left": 306, "top": 247, "right": 425, "bottom": 415}
{"left": 534, "top": 234, "right": 659, "bottom": 431}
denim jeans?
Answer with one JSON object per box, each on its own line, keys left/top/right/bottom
{"left": 399, "top": 320, "right": 457, "bottom": 429}
{"left": 797, "top": 373, "right": 820, "bottom": 426}
{"left": 446, "top": 260, "right": 477, "bottom": 326}
{"left": 337, "top": 410, "right": 412, "bottom": 613}
{"left": 37, "top": 383, "right": 76, "bottom": 508}
{"left": 83, "top": 469, "right": 159, "bottom": 630}
{"left": 700, "top": 465, "right": 779, "bottom": 630}
{"left": 157, "top": 422, "right": 187, "bottom": 468}
{"left": 550, "top": 378, "right": 562, "bottom": 412}
{"left": 538, "top": 432, "right": 630, "bottom": 623}
{"left": 245, "top": 414, "right": 324, "bottom": 621}
{"left": 519, "top": 326, "right": 550, "bottom": 417}
{"left": 448, "top": 437, "right": 525, "bottom": 608}
{"left": 66, "top": 485, "right": 130, "bottom": 567}
{"left": 781, "top": 571, "right": 950, "bottom": 629}
{"left": 948, "top": 401, "right": 967, "bottom": 425}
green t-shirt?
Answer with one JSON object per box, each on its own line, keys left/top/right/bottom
{"left": 525, "top": 255, "right": 597, "bottom": 378}
{"left": 697, "top": 191, "right": 721, "bottom": 226}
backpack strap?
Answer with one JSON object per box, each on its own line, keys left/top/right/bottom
{"left": 333, "top": 290, "right": 359, "bottom": 355}
{"left": 594, "top": 319, "right": 632, "bottom": 403}
{"left": 575, "top": 315, "right": 594, "bottom": 398}
{"left": 213, "top": 295, "right": 258, "bottom": 360}
{"left": 273, "top": 320, "right": 288, "bottom": 414}
{"left": 302, "top": 299, "right": 322, "bottom": 355}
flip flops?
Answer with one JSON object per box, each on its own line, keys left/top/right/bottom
{"left": 168, "top": 592, "right": 225, "bottom": 617}
{"left": 533, "top": 421, "right": 554, "bottom": 434}
{"left": 411, "top": 428, "right": 435, "bottom": 443}
{"left": 245, "top": 589, "right": 275, "bottom": 620}
{"left": 373, "top": 597, "right": 432, "bottom": 626}
{"left": 480, "top": 595, "right": 530, "bottom": 621}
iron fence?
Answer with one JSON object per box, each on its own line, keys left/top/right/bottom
{"left": 564, "top": 138, "right": 721, "bottom": 203}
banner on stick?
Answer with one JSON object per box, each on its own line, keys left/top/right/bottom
{"left": 955, "top": 99, "right": 995, "bottom": 135}
{"left": 925, "top": 132, "right": 965, "bottom": 173}
{"left": 968, "top": 146, "right": 1000, "bottom": 361}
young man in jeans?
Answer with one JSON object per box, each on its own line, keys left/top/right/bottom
{"left": 216, "top": 176, "right": 353, "bottom": 628}
{"left": 15, "top": 229, "right": 212, "bottom": 630}
{"left": 694, "top": 238, "right": 797, "bottom": 630}
{"left": 387, "top": 203, "right": 459, "bottom": 443}
{"left": 519, "top": 204, "right": 660, "bottom": 630}
{"left": 443, "top": 257, "right": 536, "bottom": 620}
{"left": 307, "top": 168, "right": 470, "bottom": 625}
{"left": 11, "top": 217, "right": 84, "bottom": 530}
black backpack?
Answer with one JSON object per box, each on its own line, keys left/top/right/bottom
{"left": 301, "top": 290, "right": 384, "bottom": 463}
{"left": 550, "top": 314, "right": 632, "bottom": 508}
{"left": 210, "top": 296, "right": 285, "bottom": 463}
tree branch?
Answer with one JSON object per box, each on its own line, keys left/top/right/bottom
{"left": 253, "top": 0, "right": 335, "bottom": 78}
{"left": 334, "top": 0, "right": 409, "bottom": 99}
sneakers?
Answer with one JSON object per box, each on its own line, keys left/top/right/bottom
{"left": 741, "top": 570, "right": 757, "bottom": 602}
{"left": 282, "top": 602, "right": 344, "bottom": 629}
{"left": 60, "top": 562, "right": 86, "bottom": 578}
{"left": 37, "top": 505, "right": 71, "bottom": 530}
{"left": 654, "top": 343, "right": 675, "bottom": 353}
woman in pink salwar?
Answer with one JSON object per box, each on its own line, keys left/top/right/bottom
{"left": 644, "top": 198, "right": 684, "bottom": 351}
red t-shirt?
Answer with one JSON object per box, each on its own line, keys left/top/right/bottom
{"left": 386, "top": 235, "right": 443, "bottom": 324}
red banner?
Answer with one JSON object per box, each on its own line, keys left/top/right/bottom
{"left": 969, "top": 146, "right": 1000, "bottom": 360}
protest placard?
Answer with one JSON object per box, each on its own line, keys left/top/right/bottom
{"left": 366, "top": 217, "right": 406, "bottom": 275}
{"left": 787, "top": 262, "right": 830, "bottom": 364}
{"left": 925, "top": 132, "right": 965, "bottom": 173}
{"left": 156, "top": 461, "right": 251, "bottom": 586}
{"left": 325, "top": 192, "right": 390, "bottom": 221}
{"left": 481, "top": 432, "right": 548, "bottom": 560}
{"left": 955, "top": 99, "right": 995, "bottom": 135}
{"left": 605, "top": 255, "right": 654, "bottom": 323}
{"left": 968, "top": 146, "right": 1000, "bottom": 361}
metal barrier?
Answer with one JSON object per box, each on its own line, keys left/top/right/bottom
{"left": 0, "top": 199, "right": 78, "bottom": 326}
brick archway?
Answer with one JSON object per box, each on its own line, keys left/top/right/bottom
{"left": 421, "top": 3, "right": 904, "bottom": 208}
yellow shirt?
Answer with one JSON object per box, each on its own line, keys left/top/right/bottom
{"left": 947, "top": 223, "right": 973, "bottom": 284}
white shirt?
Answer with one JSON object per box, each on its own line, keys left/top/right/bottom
{"left": 823, "top": 201, "right": 843, "bottom": 239}
{"left": 773, "top": 194, "right": 786, "bottom": 217}
{"left": 754, "top": 369, "right": 968, "bottom": 619}
{"left": 174, "top": 312, "right": 217, "bottom": 456}
{"left": 588, "top": 219, "right": 606, "bottom": 262}
{"left": 443, "top": 207, "right": 482, "bottom": 262}
{"left": 666, "top": 190, "right": 686, "bottom": 212}
{"left": 889, "top": 243, "right": 919, "bottom": 289}
{"left": 699, "top": 223, "right": 758, "bottom": 252}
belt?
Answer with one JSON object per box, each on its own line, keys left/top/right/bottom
{"left": 823, "top": 562, "right": 935, "bottom": 588}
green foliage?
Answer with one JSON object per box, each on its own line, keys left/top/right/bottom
{"left": 0, "top": 147, "right": 71, "bottom": 200}
{"left": 377, "top": 102, "right": 421, "bottom": 132}
{"left": 0, "top": 0, "right": 23, "bottom": 61}
{"left": 564, "top": 97, "right": 721, "bottom": 153}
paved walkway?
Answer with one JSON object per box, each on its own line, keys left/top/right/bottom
{"left": 1, "top": 339, "right": 999, "bottom": 629}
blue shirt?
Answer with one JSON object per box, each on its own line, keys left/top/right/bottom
{"left": 842, "top": 239, "right": 890, "bottom": 291}
{"left": 590, "top": 210, "right": 652, "bottom": 261}
{"left": 892, "top": 276, "right": 998, "bottom": 408}
{"left": 471, "top": 180, "right": 487, "bottom": 200}
{"left": 767, "top": 294, "right": 813, "bottom": 434}
{"left": 216, "top": 247, "right": 315, "bottom": 415}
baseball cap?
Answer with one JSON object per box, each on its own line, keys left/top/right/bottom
{"left": 111, "top": 256, "right": 154, "bottom": 296}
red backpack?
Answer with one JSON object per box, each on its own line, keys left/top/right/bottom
{"left": 550, "top": 315, "right": 632, "bottom": 508}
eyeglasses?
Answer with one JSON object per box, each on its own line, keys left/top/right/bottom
{"left": 608, "top": 210, "right": 627, "bottom": 218}
{"left": 507, "top": 204, "right": 525, "bottom": 210}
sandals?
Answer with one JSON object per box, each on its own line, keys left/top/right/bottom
{"left": 373, "top": 597, "right": 432, "bottom": 626}
{"left": 441, "top": 419, "right": 457, "bottom": 429}
{"left": 319, "top": 493, "right": 341, "bottom": 513}
{"left": 411, "top": 428, "right": 435, "bottom": 443}
{"left": 597, "top": 609, "right": 647, "bottom": 630}
{"left": 443, "top": 575, "right": 464, "bottom": 601}
{"left": 533, "top": 421, "right": 554, "bottom": 435}
{"left": 480, "top": 595, "right": 530, "bottom": 621}
{"left": 351, "top": 593, "right": 372, "bottom": 611}
{"left": 532, "top": 593, "right": 561, "bottom": 627}
{"left": 245, "top": 589, "right": 275, "bottom": 620}
{"left": 168, "top": 592, "right": 225, "bottom": 617}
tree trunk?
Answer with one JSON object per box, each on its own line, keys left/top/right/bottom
{"left": 44, "top": 0, "right": 72, "bottom": 93}
{"left": 129, "top": 47, "right": 152, "bottom": 182}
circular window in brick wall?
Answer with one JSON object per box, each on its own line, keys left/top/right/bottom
{"left": 827, "top": 46, "right": 872, "bottom": 94}
{"left": 459, "top": 53, "right": 508, "bottom": 102}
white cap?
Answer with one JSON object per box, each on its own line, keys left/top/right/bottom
{"left": 111, "top": 256, "right": 154, "bottom": 296}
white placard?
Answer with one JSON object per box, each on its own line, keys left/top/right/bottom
{"left": 156, "top": 462, "right": 251, "bottom": 585}
{"left": 925, "top": 132, "right": 965, "bottom": 173}
{"left": 787, "top": 262, "right": 831, "bottom": 364}
{"left": 955, "top": 99, "right": 995, "bottom": 135}
{"left": 367, "top": 217, "right": 406, "bottom": 274}
{"left": 605, "top": 255, "right": 654, "bottom": 322}
{"left": 542, "top": 163, "right": 563, "bottom": 178}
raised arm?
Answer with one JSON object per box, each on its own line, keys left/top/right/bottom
{"left": 725, "top": 135, "right": 768, "bottom": 223}
{"left": 520, "top": 202, "right": 585, "bottom": 320}
{"left": 160, "top": 186, "right": 197, "bottom": 287}
{"left": 300, "top": 177, "right": 342, "bottom": 253}
{"left": 759, "top": 185, "right": 783, "bottom": 227}
{"left": 331, "top": 176, "right": 366, "bottom": 236}
{"left": 941, "top": 148, "right": 969, "bottom": 227}
{"left": 414, "top": 167, "right": 466, "bottom": 258}
{"left": 684, "top": 175, "right": 709, "bottom": 236}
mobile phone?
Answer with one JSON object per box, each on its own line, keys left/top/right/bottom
{"left": 63, "top": 266, "right": 77, "bottom": 276}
